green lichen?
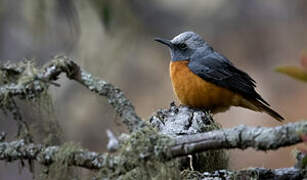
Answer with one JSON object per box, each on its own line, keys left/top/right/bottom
{"left": 97, "top": 127, "right": 181, "bottom": 179}
{"left": 97, "top": 125, "right": 228, "bottom": 179}
{"left": 41, "top": 142, "right": 82, "bottom": 180}
{"left": 0, "top": 59, "right": 63, "bottom": 179}
{"left": 27, "top": 91, "right": 63, "bottom": 146}
{"left": 0, "top": 59, "right": 56, "bottom": 142}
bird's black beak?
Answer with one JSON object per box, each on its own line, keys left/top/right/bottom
{"left": 154, "top": 38, "right": 172, "bottom": 47}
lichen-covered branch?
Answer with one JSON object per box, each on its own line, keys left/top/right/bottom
{"left": 1, "top": 58, "right": 307, "bottom": 179}
{"left": 170, "top": 121, "right": 307, "bottom": 157}
{"left": 0, "top": 139, "right": 108, "bottom": 169}
{"left": 0, "top": 56, "right": 145, "bottom": 132}
{"left": 0, "top": 61, "right": 48, "bottom": 100}
{"left": 1, "top": 121, "right": 307, "bottom": 170}
{"left": 0, "top": 128, "right": 175, "bottom": 179}
{"left": 40, "top": 56, "right": 146, "bottom": 131}
{"left": 183, "top": 167, "right": 307, "bottom": 179}
{"left": 1, "top": 139, "right": 306, "bottom": 179}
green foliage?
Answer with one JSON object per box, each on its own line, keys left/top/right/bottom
{"left": 275, "top": 66, "right": 307, "bottom": 82}
{"left": 276, "top": 51, "right": 307, "bottom": 82}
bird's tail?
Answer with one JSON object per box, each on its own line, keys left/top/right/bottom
{"left": 251, "top": 100, "right": 284, "bottom": 122}
{"left": 239, "top": 97, "right": 284, "bottom": 122}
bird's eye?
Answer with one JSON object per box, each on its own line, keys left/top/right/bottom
{"left": 178, "top": 43, "right": 187, "bottom": 50}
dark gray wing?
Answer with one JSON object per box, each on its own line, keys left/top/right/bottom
{"left": 188, "top": 51, "right": 269, "bottom": 106}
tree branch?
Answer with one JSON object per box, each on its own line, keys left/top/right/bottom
{"left": 1, "top": 121, "right": 307, "bottom": 170}
{"left": 170, "top": 121, "right": 307, "bottom": 157}
{"left": 1, "top": 139, "right": 306, "bottom": 179}
{"left": 1, "top": 58, "right": 307, "bottom": 179}
{"left": 183, "top": 167, "right": 307, "bottom": 179}
{"left": 0, "top": 139, "right": 108, "bottom": 169}
{"left": 0, "top": 56, "right": 146, "bottom": 132}
{"left": 40, "top": 56, "right": 146, "bottom": 132}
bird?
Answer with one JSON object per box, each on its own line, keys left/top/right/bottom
{"left": 154, "top": 31, "right": 284, "bottom": 121}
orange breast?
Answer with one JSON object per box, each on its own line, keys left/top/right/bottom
{"left": 170, "top": 60, "right": 242, "bottom": 111}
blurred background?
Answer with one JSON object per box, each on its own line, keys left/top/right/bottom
{"left": 0, "top": 0, "right": 307, "bottom": 179}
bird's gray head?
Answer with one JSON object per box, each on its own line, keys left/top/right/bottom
{"left": 155, "top": 31, "right": 210, "bottom": 61}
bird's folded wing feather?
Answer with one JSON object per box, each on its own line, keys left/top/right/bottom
{"left": 188, "top": 51, "right": 269, "bottom": 106}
